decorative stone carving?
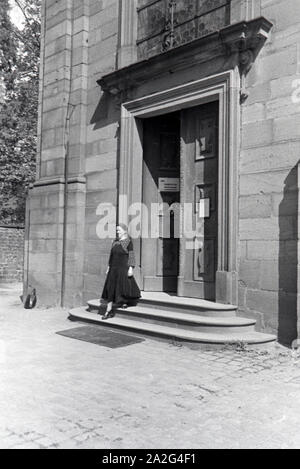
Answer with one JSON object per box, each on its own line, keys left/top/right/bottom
{"left": 162, "top": 0, "right": 177, "bottom": 52}
{"left": 220, "top": 17, "right": 272, "bottom": 102}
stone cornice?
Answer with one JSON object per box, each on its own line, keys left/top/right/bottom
{"left": 220, "top": 17, "right": 273, "bottom": 72}
{"left": 31, "top": 176, "right": 86, "bottom": 189}
{"left": 0, "top": 224, "right": 24, "bottom": 229}
{"left": 98, "top": 17, "right": 273, "bottom": 97}
{"left": 220, "top": 17, "right": 273, "bottom": 102}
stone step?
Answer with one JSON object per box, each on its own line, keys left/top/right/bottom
{"left": 141, "top": 292, "right": 237, "bottom": 311}
{"left": 88, "top": 292, "right": 238, "bottom": 318}
{"left": 69, "top": 307, "right": 276, "bottom": 346}
{"left": 88, "top": 303, "right": 256, "bottom": 333}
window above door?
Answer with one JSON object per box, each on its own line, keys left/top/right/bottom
{"left": 137, "top": 0, "right": 231, "bottom": 60}
{"left": 117, "top": 0, "right": 264, "bottom": 70}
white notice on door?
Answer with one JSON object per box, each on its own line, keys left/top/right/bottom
{"left": 159, "top": 178, "right": 180, "bottom": 192}
{"left": 198, "top": 198, "right": 210, "bottom": 218}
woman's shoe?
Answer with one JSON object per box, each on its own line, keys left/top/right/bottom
{"left": 102, "top": 311, "right": 111, "bottom": 320}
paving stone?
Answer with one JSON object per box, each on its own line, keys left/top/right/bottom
{"left": 1, "top": 286, "right": 300, "bottom": 449}
{"left": 0, "top": 435, "right": 27, "bottom": 449}
{"left": 12, "top": 442, "right": 43, "bottom": 449}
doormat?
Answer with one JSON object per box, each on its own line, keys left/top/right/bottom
{"left": 56, "top": 326, "right": 144, "bottom": 349}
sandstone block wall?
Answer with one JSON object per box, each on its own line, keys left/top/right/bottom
{"left": 28, "top": 0, "right": 121, "bottom": 306}
{"left": 239, "top": 0, "right": 300, "bottom": 344}
{"left": 27, "top": 0, "right": 89, "bottom": 307}
{"left": 25, "top": 184, "right": 64, "bottom": 305}
{"left": 83, "top": 0, "right": 119, "bottom": 303}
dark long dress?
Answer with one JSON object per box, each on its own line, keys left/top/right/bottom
{"left": 101, "top": 238, "right": 141, "bottom": 305}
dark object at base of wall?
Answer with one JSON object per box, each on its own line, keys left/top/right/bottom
{"left": 23, "top": 287, "right": 37, "bottom": 309}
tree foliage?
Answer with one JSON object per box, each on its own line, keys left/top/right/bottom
{"left": 0, "top": 0, "right": 41, "bottom": 224}
{"left": 0, "top": 0, "right": 17, "bottom": 92}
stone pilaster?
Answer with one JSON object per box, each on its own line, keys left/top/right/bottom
{"left": 117, "top": 0, "right": 138, "bottom": 68}
{"left": 25, "top": 180, "right": 65, "bottom": 306}
{"left": 25, "top": 0, "right": 89, "bottom": 307}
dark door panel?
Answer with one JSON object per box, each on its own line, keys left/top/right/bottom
{"left": 180, "top": 101, "right": 219, "bottom": 300}
{"left": 142, "top": 113, "right": 180, "bottom": 292}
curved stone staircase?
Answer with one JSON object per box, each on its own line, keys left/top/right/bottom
{"left": 69, "top": 292, "right": 276, "bottom": 346}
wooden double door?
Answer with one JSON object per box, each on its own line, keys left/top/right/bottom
{"left": 141, "top": 101, "right": 219, "bottom": 300}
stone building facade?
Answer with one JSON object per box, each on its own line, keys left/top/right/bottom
{"left": 24, "top": 0, "right": 300, "bottom": 345}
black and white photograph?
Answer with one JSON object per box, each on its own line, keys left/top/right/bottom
{"left": 0, "top": 0, "right": 300, "bottom": 453}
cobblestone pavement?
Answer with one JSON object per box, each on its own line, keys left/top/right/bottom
{"left": 0, "top": 284, "right": 300, "bottom": 449}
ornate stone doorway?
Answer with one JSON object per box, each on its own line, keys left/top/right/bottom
{"left": 119, "top": 71, "right": 240, "bottom": 304}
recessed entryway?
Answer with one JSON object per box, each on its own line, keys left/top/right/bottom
{"left": 142, "top": 111, "right": 181, "bottom": 293}
{"left": 141, "top": 101, "right": 219, "bottom": 300}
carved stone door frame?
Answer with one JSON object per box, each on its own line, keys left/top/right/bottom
{"left": 119, "top": 69, "right": 240, "bottom": 305}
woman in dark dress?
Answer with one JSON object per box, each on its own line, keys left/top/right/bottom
{"left": 101, "top": 224, "right": 141, "bottom": 320}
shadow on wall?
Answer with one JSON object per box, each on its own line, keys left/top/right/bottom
{"left": 90, "top": 90, "right": 121, "bottom": 192}
{"left": 90, "top": 91, "right": 120, "bottom": 130}
{"left": 278, "top": 163, "right": 299, "bottom": 346}
{"left": 90, "top": 92, "right": 110, "bottom": 127}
